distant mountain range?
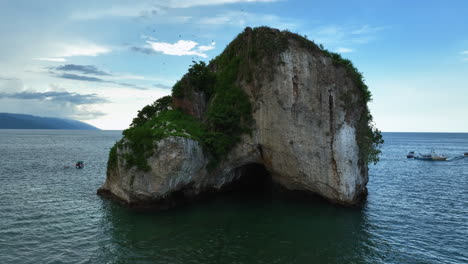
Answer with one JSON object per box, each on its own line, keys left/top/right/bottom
{"left": 0, "top": 113, "right": 99, "bottom": 130}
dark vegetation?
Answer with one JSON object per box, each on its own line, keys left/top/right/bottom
{"left": 130, "top": 96, "right": 172, "bottom": 128}
{"left": 108, "top": 26, "right": 383, "bottom": 172}
{"left": 109, "top": 107, "right": 205, "bottom": 172}
{"left": 117, "top": 56, "right": 252, "bottom": 170}
{"left": 172, "top": 61, "right": 216, "bottom": 99}
{"left": 107, "top": 145, "right": 118, "bottom": 175}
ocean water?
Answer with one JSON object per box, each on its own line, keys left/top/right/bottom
{"left": 0, "top": 130, "right": 467, "bottom": 264}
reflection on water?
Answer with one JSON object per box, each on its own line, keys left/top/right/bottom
{"left": 99, "top": 192, "right": 375, "bottom": 264}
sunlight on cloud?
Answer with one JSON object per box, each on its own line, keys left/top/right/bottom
{"left": 336, "top": 48, "right": 353, "bottom": 53}
{"left": 34, "top": 43, "right": 111, "bottom": 61}
{"left": 310, "top": 24, "right": 384, "bottom": 46}
{"left": 71, "top": 0, "right": 277, "bottom": 21}
{"left": 197, "top": 11, "right": 298, "bottom": 30}
{"left": 146, "top": 40, "right": 215, "bottom": 58}
{"left": 155, "top": 0, "right": 278, "bottom": 8}
{"left": 199, "top": 15, "right": 233, "bottom": 25}
{"left": 34, "top": 57, "right": 67, "bottom": 62}
{"left": 71, "top": 5, "right": 164, "bottom": 20}
{"left": 57, "top": 44, "right": 111, "bottom": 57}
{"left": 198, "top": 42, "right": 216, "bottom": 51}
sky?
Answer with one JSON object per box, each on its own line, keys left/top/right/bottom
{"left": 0, "top": 0, "right": 467, "bottom": 131}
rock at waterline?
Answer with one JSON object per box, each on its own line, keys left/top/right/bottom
{"left": 98, "top": 26, "right": 382, "bottom": 209}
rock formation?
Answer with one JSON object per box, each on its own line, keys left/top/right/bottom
{"left": 98, "top": 27, "right": 383, "bottom": 209}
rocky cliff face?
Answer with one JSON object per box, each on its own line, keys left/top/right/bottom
{"left": 98, "top": 27, "right": 382, "bottom": 208}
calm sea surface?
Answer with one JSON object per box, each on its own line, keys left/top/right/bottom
{"left": 0, "top": 130, "right": 467, "bottom": 264}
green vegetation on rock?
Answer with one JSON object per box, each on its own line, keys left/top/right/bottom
{"left": 130, "top": 95, "right": 172, "bottom": 128}
{"left": 106, "top": 144, "right": 118, "bottom": 175}
{"left": 122, "top": 109, "right": 206, "bottom": 171}
{"left": 172, "top": 57, "right": 253, "bottom": 168}
{"left": 110, "top": 56, "right": 252, "bottom": 171}
{"left": 172, "top": 61, "right": 216, "bottom": 99}
{"left": 107, "top": 26, "right": 383, "bottom": 173}
{"left": 107, "top": 94, "right": 208, "bottom": 171}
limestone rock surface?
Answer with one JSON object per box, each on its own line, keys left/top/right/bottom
{"left": 98, "top": 27, "right": 373, "bottom": 207}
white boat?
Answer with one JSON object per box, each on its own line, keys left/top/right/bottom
{"left": 431, "top": 150, "right": 447, "bottom": 161}
{"left": 414, "top": 154, "right": 432, "bottom": 160}
{"left": 414, "top": 150, "right": 447, "bottom": 161}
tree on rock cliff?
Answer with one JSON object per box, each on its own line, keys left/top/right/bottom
{"left": 130, "top": 95, "right": 173, "bottom": 128}
{"left": 101, "top": 26, "right": 384, "bottom": 207}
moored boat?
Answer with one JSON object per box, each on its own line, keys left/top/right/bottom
{"left": 431, "top": 155, "right": 447, "bottom": 161}
{"left": 75, "top": 161, "right": 84, "bottom": 169}
{"left": 414, "top": 150, "right": 447, "bottom": 161}
{"left": 430, "top": 150, "right": 447, "bottom": 161}
{"left": 414, "top": 154, "right": 432, "bottom": 160}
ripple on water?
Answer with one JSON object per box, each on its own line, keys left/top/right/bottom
{"left": 0, "top": 131, "right": 467, "bottom": 264}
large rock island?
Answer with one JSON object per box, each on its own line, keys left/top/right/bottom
{"left": 98, "top": 27, "right": 383, "bottom": 209}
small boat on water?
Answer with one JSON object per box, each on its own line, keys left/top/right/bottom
{"left": 414, "top": 154, "right": 432, "bottom": 160}
{"left": 431, "top": 151, "right": 447, "bottom": 161}
{"left": 414, "top": 150, "right": 447, "bottom": 161}
{"left": 75, "top": 161, "right": 84, "bottom": 169}
{"left": 407, "top": 151, "right": 415, "bottom": 158}
{"left": 464, "top": 152, "right": 468, "bottom": 157}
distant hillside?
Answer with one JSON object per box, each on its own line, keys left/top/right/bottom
{"left": 0, "top": 113, "right": 99, "bottom": 130}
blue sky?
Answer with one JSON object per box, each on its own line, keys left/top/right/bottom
{"left": 0, "top": 0, "right": 467, "bottom": 131}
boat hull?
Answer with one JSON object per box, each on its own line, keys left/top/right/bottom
{"left": 414, "top": 156, "right": 432, "bottom": 161}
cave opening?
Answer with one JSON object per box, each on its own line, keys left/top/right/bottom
{"left": 129, "top": 162, "right": 330, "bottom": 211}
{"left": 220, "top": 163, "right": 329, "bottom": 204}
{"left": 223, "top": 163, "right": 274, "bottom": 195}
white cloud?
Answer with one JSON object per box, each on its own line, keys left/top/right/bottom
{"left": 146, "top": 40, "right": 215, "bottom": 58}
{"left": 141, "top": 35, "right": 158, "bottom": 41}
{"left": 32, "top": 43, "right": 111, "bottom": 61}
{"left": 167, "top": 0, "right": 278, "bottom": 8}
{"left": 351, "top": 25, "right": 386, "bottom": 35}
{"left": 0, "top": 82, "right": 109, "bottom": 121}
{"left": 109, "top": 74, "right": 146, "bottom": 81}
{"left": 336, "top": 48, "right": 353, "bottom": 53}
{"left": 198, "top": 42, "right": 216, "bottom": 51}
{"left": 317, "top": 25, "right": 384, "bottom": 45}
{"left": 200, "top": 16, "right": 233, "bottom": 25}
{"left": 71, "top": 5, "right": 164, "bottom": 20}
{"left": 57, "top": 44, "right": 111, "bottom": 57}
{"left": 34, "top": 57, "right": 67, "bottom": 62}
{"left": 71, "top": 0, "right": 278, "bottom": 21}
{"left": 461, "top": 50, "right": 468, "bottom": 55}
{"left": 305, "top": 24, "right": 386, "bottom": 51}
{"left": 311, "top": 25, "right": 348, "bottom": 45}
{"left": 197, "top": 11, "right": 298, "bottom": 30}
